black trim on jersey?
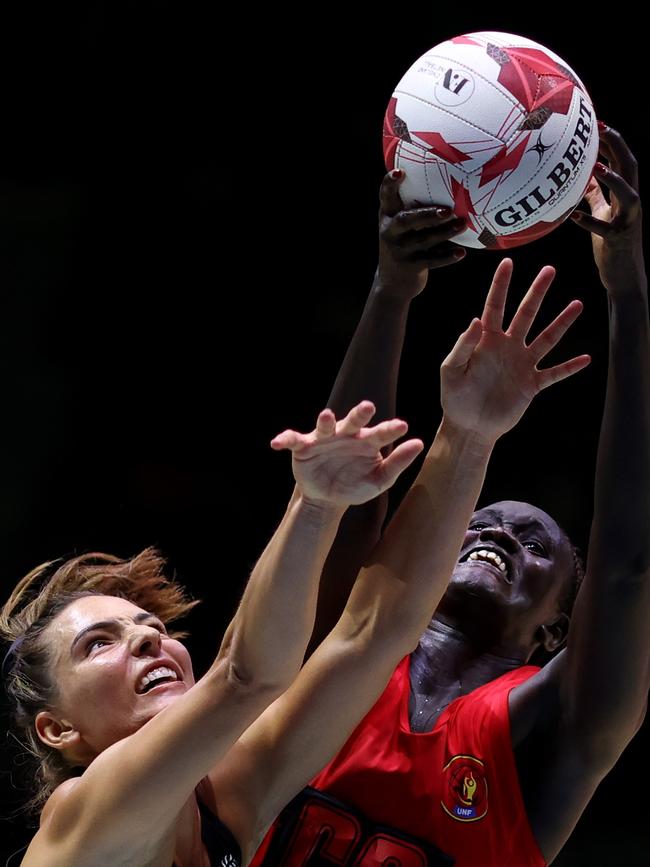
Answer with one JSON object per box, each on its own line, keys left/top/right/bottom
{"left": 262, "top": 786, "right": 454, "bottom": 866}
{"left": 173, "top": 799, "right": 241, "bottom": 867}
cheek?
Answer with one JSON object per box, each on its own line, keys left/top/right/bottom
{"left": 166, "top": 639, "right": 195, "bottom": 685}
{"left": 73, "top": 656, "right": 134, "bottom": 708}
{"left": 520, "top": 562, "right": 559, "bottom": 606}
{"left": 458, "top": 532, "right": 477, "bottom": 561}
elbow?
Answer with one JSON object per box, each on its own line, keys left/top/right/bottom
{"left": 225, "top": 658, "right": 287, "bottom": 700}
{"left": 346, "top": 603, "right": 425, "bottom": 661}
{"left": 208, "top": 652, "right": 287, "bottom": 704}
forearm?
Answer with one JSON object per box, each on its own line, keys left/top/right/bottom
{"left": 347, "top": 419, "right": 494, "bottom": 649}
{"left": 590, "top": 277, "right": 650, "bottom": 574}
{"left": 308, "top": 279, "right": 414, "bottom": 651}
{"left": 566, "top": 272, "right": 650, "bottom": 756}
{"left": 328, "top": 274, "right": 412, "bottom": 418}
{"left": 222, "top": 491, "right": 345, "bottom": 690}
{"left": 216, "top": 425, "right": 495, "bottom": 840}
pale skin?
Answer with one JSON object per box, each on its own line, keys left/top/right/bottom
{"left": 21, "top": 404, "right": 423, "bottom": 867}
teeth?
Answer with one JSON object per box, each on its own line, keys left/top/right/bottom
{"left": 139, "top": 666, "right": 178, "bottom": 693}
{"left": 467, "top": 549, "right": 508, "bottom": 578}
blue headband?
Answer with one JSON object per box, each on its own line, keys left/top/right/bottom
{"left": 1, "top": 636, "right": 25, "bottom": 676}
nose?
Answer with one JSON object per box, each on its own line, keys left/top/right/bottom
{"left": 130, "top": 625, "right": 162, "bottom": 657}
{"left": 478, "top": 525, "right": 519, "bottom": 555}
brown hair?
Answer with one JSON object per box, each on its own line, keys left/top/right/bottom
{"left": 0, "top": 547, "right": 200, "bottom": 818}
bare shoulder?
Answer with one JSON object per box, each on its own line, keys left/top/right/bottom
{"left": 39, "top": 777, "right": 82, "bottom": 828}
{"left": 508, "top": 651, "right": 566, "bottom": 747}
{"left": 19, "top": 780, "right": 81, "bottom": 867}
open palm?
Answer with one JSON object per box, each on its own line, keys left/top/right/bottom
{"left": 441, "top": 259, "right": 590, "bottom": 442}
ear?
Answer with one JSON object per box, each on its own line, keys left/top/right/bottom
{"left": 535, "top": 613, "right": 570, "bottom": 653}
{"left": 35, "top": 711, "right": 82, "bottom": 754}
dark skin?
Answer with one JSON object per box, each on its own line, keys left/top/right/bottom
{"left": 506, "top": 127, "right": 649, "bottom": 861}
{"left": 307, "top": 169, "right": 468, "bottom": 654}
{"left": 311, "top": 127, "right": 649, "bottom": 863}
{"left": 410, "top": 500, "right": 574, "bottom": 734}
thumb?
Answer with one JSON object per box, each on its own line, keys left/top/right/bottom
{"left": 374, "top": 438, "right": 424, "bottom": 492}
{"left": 582, "top": 176, "right": 609, "bottom": 214}
{"left": 379, "top": 169, "right": 406, "bottom": 218}
{"left": 443, "top": 319, "right": 483, "bottom": 368}
{"left": 270, "top": 430, "right": 307, "bottom": 451}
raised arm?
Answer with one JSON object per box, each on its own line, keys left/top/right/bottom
{"left": 560, "top": 128, "right": 649, "bottom": 786}
{"left": 29, "top": 404, "right": 421, "bottom": 864}
{"left": 218, "top": 401, "right": 423, "bottom": 692}
{"left": 209, "top": 261, "right": 589, "bottom": 859}
{"left": 504, "top": 127, "right": 650, "bottom": 865}
{"left": 310, "top": 170, "right": 468, "bottom": 650}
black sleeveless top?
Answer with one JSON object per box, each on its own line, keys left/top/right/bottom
{"left": 173, "top": 797, "right": 241, "bottom": 867}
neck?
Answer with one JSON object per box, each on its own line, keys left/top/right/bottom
{"left": 411, "top": 616, "right": 528, "bottom": 696}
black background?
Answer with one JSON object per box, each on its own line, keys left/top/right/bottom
{"left": 0, "top": 4, "right": 647, "bottom": 864}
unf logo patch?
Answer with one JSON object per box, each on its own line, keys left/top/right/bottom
{"left": 221, "top": 855, "right": 238, "bottom": 867}
{"left": 441, "top": 754, "right": 489, "bottom": 822}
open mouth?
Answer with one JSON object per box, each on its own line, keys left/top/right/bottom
{"left": 140, "top": 679, "right": 182, "bottom": 694}
{"left": 460, "top": 547, "right": 512, "bottom": 584}
{"left": 136, "top": 666, "right": 181, "bottom": 694}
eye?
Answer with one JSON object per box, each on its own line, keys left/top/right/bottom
{"left": 524, "top": 540, "right": 547, "bottom": 556}
{"left": 469, "top": 522, "right": 489, "bottom": 531}
{"left": 86, "top": 637, "right": 110, "bottom": 652}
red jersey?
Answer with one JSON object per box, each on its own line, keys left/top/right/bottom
{"left": 252, "top": 656, "right": 546, "bottom": 867}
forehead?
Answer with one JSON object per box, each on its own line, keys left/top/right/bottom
{"left": 50, "top": 595, "right": 148, "bottom": 639}
{"left": 473, "top": 501, "right": 564, "bottom": 542}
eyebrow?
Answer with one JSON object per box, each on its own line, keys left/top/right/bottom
{"left": 70, "top": 611, "right": 161, "bottom": 655}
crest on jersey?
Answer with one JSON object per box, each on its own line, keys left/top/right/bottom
{"left": 441, "top": 754, "right": 489, "bottom": 822}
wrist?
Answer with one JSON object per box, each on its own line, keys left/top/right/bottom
{"left": 437, "top": 415, "right": 499, "bottom": 457}
{"left": 372, "top": 267, "right": 424, "bottom": 303}
{"left": 294, "top": 492, "right": 347, "bottom": 522}
{"left": 604, "top": 266, "right": 648, "bottom": 298}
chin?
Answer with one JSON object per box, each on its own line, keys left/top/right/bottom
{"left": 143, "top": 685, "right": 187, "bottom": 710}
{"left": 451, "top": 573, "right": 509, "bottom": 598}
{"left": 442, "top": 576, "right": 510, "bottom": 617}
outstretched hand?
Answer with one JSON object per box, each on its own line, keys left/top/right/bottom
{"left": 440, "top": 259, "right": 590, "bottom": 442}
{"left": 570, "top": 124, "right": 643, "bottom": 293}
{"left": 271, "top": 401, "right": 424, "bottom": 506}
